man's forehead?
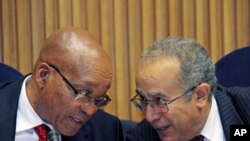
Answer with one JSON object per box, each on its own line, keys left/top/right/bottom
{"left": 138, "top": 58, "right": 180, "bottom": 75}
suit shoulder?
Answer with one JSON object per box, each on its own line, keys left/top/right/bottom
{"left": 226, "top": 86, "right": 250, "bottom": 124}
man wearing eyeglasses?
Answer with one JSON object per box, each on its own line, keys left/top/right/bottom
{"left": 0, "top": 27, "right": 123, "bottom": 141}
{"left": 126, "top": 36, "right": 250, "bottom": 141}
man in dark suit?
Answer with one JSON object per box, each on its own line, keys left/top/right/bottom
{"left": 0, "top": 27, "right": 123, "bottom": 141}
{"left": 126, "top": 37, "right": 250, "bottom": 141}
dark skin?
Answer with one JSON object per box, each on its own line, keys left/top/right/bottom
{"left": 26, "top": 27, "right": 112, "bottom": 136}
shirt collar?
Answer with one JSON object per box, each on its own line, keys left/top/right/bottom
{"left": 16, "top": 75, "right": 53, "bottom": 132}
{"left": 200, "top": 96, "right": 225, "bottom": 141}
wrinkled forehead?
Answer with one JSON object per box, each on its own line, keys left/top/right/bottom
{"left": 64, "top": 53, "right": 112, "bottom": 80}
{"left": 136, "top": 57, "right": 181, "bottom": 93}
{"left": 137, "top": 57, "right": 180, "bottom": 77}
{"left": 58, "top": 57, "right": 112, "bottom": 94}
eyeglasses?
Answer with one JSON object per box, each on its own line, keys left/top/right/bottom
{"left": 131, "top": 84, "right": 199, "bottom": 113}
{"left": 48, "top": 64, "right": 111, "bottom": 108}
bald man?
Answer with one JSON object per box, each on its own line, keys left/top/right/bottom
{"left": 0, "top": 27, "right": 123, "bottom": 141}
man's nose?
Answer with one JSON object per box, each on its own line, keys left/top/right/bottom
{"left": 80, "top": 103, "right": 98, "bottom": 116}
{"left": 144, "top": 104, "right": 161, "bottom": 123}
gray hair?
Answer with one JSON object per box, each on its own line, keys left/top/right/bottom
{"left": 140, "top": 36, "right": 217, "bottom": 99}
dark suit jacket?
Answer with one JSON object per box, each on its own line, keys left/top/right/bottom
{"left": 125, "top": 85, "right": 250, "bottom": 141}
{"left": 0, "top": 77, "right": 124, "bottom": 141}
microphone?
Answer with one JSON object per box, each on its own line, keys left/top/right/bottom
{"left": 48, "top": 130, "right": 60, "bottom": 141}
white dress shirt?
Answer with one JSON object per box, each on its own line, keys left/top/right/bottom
{"left": 15, "top": 76, "right": 60, "bottom": 141}
{"left": 200, "top": 96, "right": 226, "bottom": 141}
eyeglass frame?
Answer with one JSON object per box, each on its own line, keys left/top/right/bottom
{"left": 48, "top": 64, "right": 111, "bottom": 108}
{"left": 131, "top": 84, "right": 200, "bottom": 113}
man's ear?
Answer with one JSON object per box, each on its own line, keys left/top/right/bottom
{"left": 35, "top": 63, "right": 50, "bottom": 88}
{"left": 194, "top": 83, "right": 210, "bottom": 107}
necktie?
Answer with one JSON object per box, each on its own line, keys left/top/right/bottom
{"left": 190, "top": 135, "right": 204, "bottom": 141}
{"left": 34, "top": 124, "right": 51, "bottom": 141}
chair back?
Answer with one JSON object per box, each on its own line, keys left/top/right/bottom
{"left": 215, "top": 46, "right": 250, "bottom": 87}
{"left": 0, "top": 63, "right": 23, "bottom": 83}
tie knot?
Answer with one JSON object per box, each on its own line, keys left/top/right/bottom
{"left": 190, "top": 135, "right": 204, "bottom": 141}
{"left": 34, "top": 124, "right": 51, "bottom": 141}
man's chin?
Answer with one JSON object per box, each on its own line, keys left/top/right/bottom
{"left": 157, "top": 127, "right": 178, "bottom": 141}
{"left": 158, "top": 132, "right": 182, "bottom": 141}
{"left": 159, "top": 136, "right": 179, "bottom": 141}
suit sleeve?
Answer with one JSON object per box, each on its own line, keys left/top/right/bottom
{"left": 125, "top": 119, "right": 160, "bottom": 141}
{"left": 62, "top": 109, "right": 124, "bottom": 141}
{"left": 87, "top": 109, "right": 124, "bottom": 141}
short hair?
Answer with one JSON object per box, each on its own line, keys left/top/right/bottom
{"left": 140, "top": 36, "right": 217, "bottom": 98}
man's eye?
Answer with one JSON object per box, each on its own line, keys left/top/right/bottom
{"left": 79, "top": 90, "right": 91, "bottom": 96}
{"left": 154, "top": 97, "right": 166, "bottom": 104}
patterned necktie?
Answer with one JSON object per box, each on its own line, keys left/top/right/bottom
{"left": 34, "top": 124, "right": 51, "bottom": 141}
{"left": 190, "top": 135, "right": 204, "bottom": 141}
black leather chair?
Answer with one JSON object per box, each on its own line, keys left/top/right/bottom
{"left": 215, "top": 46, "right": 250, "bottom": 87}
{"left": 0, "top": 63, "right": 23, "bottom": 83}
